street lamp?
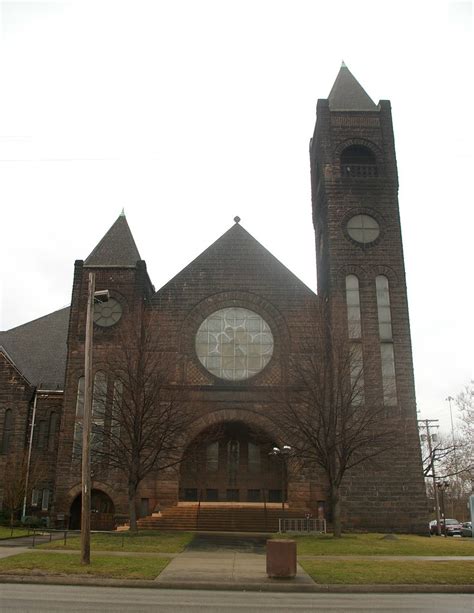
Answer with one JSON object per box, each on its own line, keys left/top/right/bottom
{"left": 418, "top": 419, "right": 442, "bottom": 535}
{"left": 81, "top": 273, "right": 109, "bottom": 565}
{"left": 270, "top": 445, "right": 292, "bottom": 532}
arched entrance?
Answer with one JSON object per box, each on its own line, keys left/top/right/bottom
{"left": 179, "top": 421, "right": 284, "bottom": 503}
{"left": 69, "top": 489, "right": 115, "bottom": 530}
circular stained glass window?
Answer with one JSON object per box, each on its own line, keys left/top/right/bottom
{"left": 93, "top": 298, "right": 123, "bottom": 327}
{"left": 346, "top": 214, "right": 380, "bottom": 244}
{"left": 195, "top": 307, "right": 274, "bottom": 381}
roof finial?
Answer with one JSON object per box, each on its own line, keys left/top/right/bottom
{"left": 234, "top": 216, "right": 241, "bottom": 224}
{"left": 341, "top": 60, "right": 347, "bottom": 68}
{"left": 120, "top": 208, "right": 125, "bottom": 217}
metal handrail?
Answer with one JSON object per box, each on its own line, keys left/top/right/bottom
{"left": 278, "top": 517, "right": 326, "bottom": 534}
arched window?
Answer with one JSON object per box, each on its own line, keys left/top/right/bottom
{"left": 1, "top": 409, "right": 13, "bottom": 454}
{"left": 48, "top": 412, "right": 58, "bottom": 451}
{"left": 345, "top": 275, "right": 361, "bottom": 338}
{"left": 341, "top": 145, "right": 377, "bottom": 177}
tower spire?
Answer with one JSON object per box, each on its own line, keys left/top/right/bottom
{"left": 328, "top": 63, "right": 377, "bottom": 111}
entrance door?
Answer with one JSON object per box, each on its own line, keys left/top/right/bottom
{"left": 179, "top": 421, "right": 282, "bottom": 502}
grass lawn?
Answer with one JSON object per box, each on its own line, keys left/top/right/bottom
{"left": 277, "top": 532, "right": 474, "bottom": 556}
{"left": 300, "top": 559, "right": 474, "bottom": 584}
{"left": 39, "top": 530, "right": 194, "bottom": 553}
{"left": 0, "top": 552, "right": 169, "bottom": 580}
{"left": 0, "top": 527, "right": 29, "bottom": 539}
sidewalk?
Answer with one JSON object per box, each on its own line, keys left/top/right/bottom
{"left": 155, "top": 550, "right": 314, "bottom": 589}
{"left": 0, "top": 537, "right": 473, "bottom": 593}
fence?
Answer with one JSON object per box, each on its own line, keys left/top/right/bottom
{"left": 22, "top": 528, "right": 129, "bottom": 548}
{"left": 278, "top": 517, "right": 326, "bottom": 534}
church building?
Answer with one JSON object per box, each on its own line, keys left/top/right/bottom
{"left": 0, "top": 65, "right": 428, "bottom": 533}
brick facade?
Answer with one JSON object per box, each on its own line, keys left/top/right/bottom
{"left": 0, "top": 66, "right": 429, "bottom": 533}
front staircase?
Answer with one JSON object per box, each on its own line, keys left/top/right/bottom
{"left": 137, "top": 503, "right": 307, "bottom": 533}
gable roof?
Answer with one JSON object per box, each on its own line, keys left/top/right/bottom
{"left": 155, "top": 221, "right": 317, "bottom": 300}
{"left": 0, "top": 307, "right": 70, "bottom": 389}
{"left": 328, "top": 63, "right": 378, "bottom": 111}
{"left": 85, "top": 213, "right": 141, "bottom": 267}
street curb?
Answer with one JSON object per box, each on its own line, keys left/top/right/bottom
{"left": 0, "top": 575, "right": 473, "bottom": 593}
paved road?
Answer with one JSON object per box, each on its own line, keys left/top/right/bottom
{"left": 0, "top": 584, "right": 473, "bottom": 612}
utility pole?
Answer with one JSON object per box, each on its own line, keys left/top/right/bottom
{"left": 81, "top": 272, "right": 95, "bottom": 565}
{"left": 445, "top": 396, "right": 459, "bottom": 474}
{"left": 419, "top": 419, "right": 441, "bottom": 535}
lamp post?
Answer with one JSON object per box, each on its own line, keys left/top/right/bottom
{"left": 81, "top": 273, "right": 109, "bottom": 566}
{"left": 419, "top": 419, "right": 442, "bottom": 535}
{"left": 270, "top": 445, "right": 291, "bottom": 532}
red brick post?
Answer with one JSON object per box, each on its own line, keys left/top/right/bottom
{"left": 266, "top": 539, "right": 297, "bottom": 578}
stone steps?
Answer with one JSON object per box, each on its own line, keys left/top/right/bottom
{"left": 137, "top": 505, "right": 308, "bottom": 532}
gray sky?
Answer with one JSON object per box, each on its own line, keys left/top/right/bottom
{"left": 0, "top": 0, "right": 472, "bottom": 434}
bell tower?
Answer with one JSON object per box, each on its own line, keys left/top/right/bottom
{"left": 310, "top": 64, "right": 427, "bottom": 531}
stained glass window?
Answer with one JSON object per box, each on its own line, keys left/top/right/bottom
{"left": 195, "top": 307, "right": 274, "bottom": 380}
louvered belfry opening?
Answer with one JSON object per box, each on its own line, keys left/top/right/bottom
{"left": 340, "top": 144, "right": 378, "bottom": 177}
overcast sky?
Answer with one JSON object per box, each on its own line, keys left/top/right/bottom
{"left": 0, "top": 0, "right": 472, "bottom": 433}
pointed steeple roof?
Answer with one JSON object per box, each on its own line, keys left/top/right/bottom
{"left": 328, "top": 62, "right": 378, "bottom": 111}
{"left": 85, "top": 213, "right": 141, "bottom": 267}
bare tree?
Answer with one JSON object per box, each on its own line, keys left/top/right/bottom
{"left": 421, "top": 430, "right": 473, "bottom": 519}
{"left": 456, "top": 381, "right": 474, "bottom": 451}
{"left": 2, "top": 449, "right": 47, "bottom": 531}
{"left": 91, "top": 320, "right": 193, "bottom": 531}
{"left": 274, "top": 310, "right": 398, "bottom": 537}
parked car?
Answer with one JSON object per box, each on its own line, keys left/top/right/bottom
{"left": 461, "top": 521, "right": 472, "bottom": 537}
{"left": 429, "top": 518, "right": 463, "bottom": 536}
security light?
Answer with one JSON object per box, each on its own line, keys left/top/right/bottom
{"left": 94, "top": 289, "right": 110, "bottom": 303}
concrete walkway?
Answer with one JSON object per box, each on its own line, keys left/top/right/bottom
{"left": 1, "top": 532, "right": 473, "bottom": 593}
{"left": 0, "top": 546, "right": 29, "bottom": 559}
{"left": 155, "top": 550, "right": 314, "bottom": 588}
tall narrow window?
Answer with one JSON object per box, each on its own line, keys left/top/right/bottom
{"left": 248, "top": 442, "right": 261, "bottom": 472}
{"left": 91, "top": 371, "right": 107, "bottom": 455}
{"left": 376, "top": 276, "right": 397, "bottom": 405}
{"left": 111, "top": 379, "right": 123, "bottom": 443}
{"left": 41, "top": 489, "right": 50, "bottom": 511}
{"left": 376, "top": 276, "right": 392, "bottom": 340}
{"left": 381, "top": 343, "right": 397, "bottom": 406}
{"left": 48, "top": 413, "right": 58, "bottom": 451}
{"left": 350, "top": 343, "right": 365, "bottom": 405}
{"left": 37, "top": 420, "right": 47, "bottom": 449}
{"left": 227, "top": 440, "right": 240, "bottom": 486}
{"left": 345, "top": 275, "right": 361, "bottom": 338}
{"left": 1, "top": 409, "right": 13, "bottom": 454}
{"left": 206, "top": 442, "right": 219, "bottom": 472}
{"left": 72, "top": 377, "right": 85, "bottom": 458}
{"left": 31, "top": 489, "right": 41, "bottom": 507}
